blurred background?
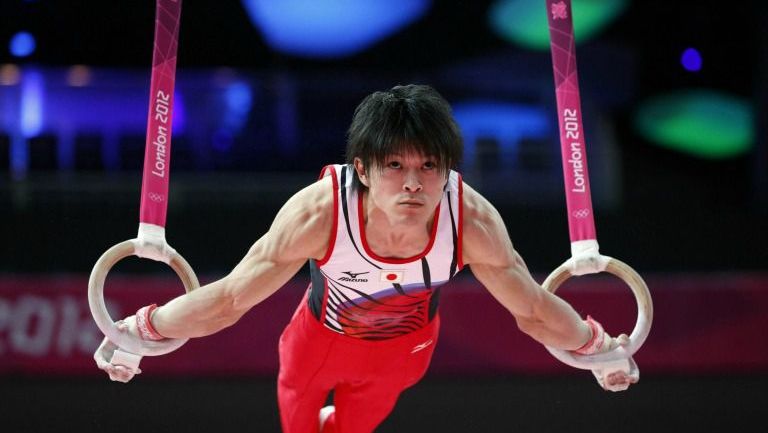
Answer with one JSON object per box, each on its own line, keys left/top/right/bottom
{"left": 1, "top": 0, "right": 766, "bottom": 431}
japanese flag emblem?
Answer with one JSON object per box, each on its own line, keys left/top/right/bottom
{"left": 380, "top": 270, "right": 405, "bottom": 284}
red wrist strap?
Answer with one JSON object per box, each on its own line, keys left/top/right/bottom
{"left": 573, "top": 315, "right": 605, "bottom": 355}
{"left": 136, "top": 304, "right": 166, "bottom": 341}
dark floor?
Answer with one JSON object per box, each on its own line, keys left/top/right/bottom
{"left": 2, "top": 374, "right": 764, "bottom": 433}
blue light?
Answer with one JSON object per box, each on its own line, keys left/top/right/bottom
{"left": 223, "top": 81, "right": 253, "bottom": 131}
{"left": 681, "top": 47, "right": 702, "bottom": 72}
{"left": 9, "top": 32, "right": 36, "bottom": 58}
{"left": 241, "top": 0, "right": 431, "bottom": 58}
{"left": 451, "top": 101, "right": 550, "bottom": 170}
{"left": 172, "top": 90, "right": 186, "bottom": 133}
{"left": 20, "top": 69, "right": 43, "bottom": 137}
{"left": 225, "top": 82, "right": 253, "bottom": 112}
{"left": 10, "top": 68, "right": 44, "bottom": 175}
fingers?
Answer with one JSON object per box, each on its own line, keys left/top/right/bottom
{"left": 603, "top": 370, "right": 638, "bottom": 392}
{"left": 104, "top": 364, "right": 141, "bottom": 383}
{"left": 605, "top": 333, "right": 630, "bottom": 351}
{"left": 601, "top": 365, "right": 639, "bottom": 391}
{"left": 94, "top": 337, "right": 116, "bottom": 369}
{"left": 97, "top": 358, "right": 139, "bottom": 383}
{"left": 116, "top": 320, "right": 128, "bottom": 332}
{"left": 115, "top": 316, "right": 140, "bottom": 334}
{"left": 94, "top": 334, "right": 142, "bottom": 383}
{"left": 94, "top": 321, "right": 130, "bottom": 369}
{"left": 606, "top": 370, "right": 636, "bottom": 385}
{"left": 592, "top": 355, "right": 640, "bottom": 392}
{"left": 616, "top": 334, "right": 630, "bottom": 346}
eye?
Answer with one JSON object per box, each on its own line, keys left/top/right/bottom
{"left": 423, "top": 161, "right": 437, "bottom": 170}
{"left": 387, "top": 161, "right": 401, "bottom": 169}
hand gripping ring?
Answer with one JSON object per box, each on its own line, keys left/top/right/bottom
{"left": 88, "top": 239, "right": 200, "bottom": 356}
{"left": 541, "top": 256, "right": 653, "bottom": 370}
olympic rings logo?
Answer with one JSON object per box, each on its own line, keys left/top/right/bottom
{"left": 572, "top": 209, "right": 590, "bottom": 219}
{"left": 148, "top": 193, "right": 165, "bottom": 203}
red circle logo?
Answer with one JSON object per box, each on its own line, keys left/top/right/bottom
{"left": 386, "top": 273, "right": 397, "bottom": 281}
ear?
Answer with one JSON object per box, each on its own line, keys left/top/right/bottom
{"left": 353, "top": 158, "right": 370, "bottom": 187}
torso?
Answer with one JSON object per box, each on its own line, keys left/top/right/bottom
{"left": 305, "top": 164, "right": 464, "bottom": 340}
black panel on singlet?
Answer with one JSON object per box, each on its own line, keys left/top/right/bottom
{"left": 340, "top": 166, "right": 383, "bottom": 270}
{"left": 447, "top": 189, "right": 459, "bottom": 277}
{"left": 308, "top": 260, "right": 325, "bottom": 320}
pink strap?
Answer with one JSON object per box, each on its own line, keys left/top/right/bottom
{"left": 139, "top": 0, "right": 183, "bottom": 228}
{"left": 573, "top": 315, "right": 605, "bottom": 355}
{"left": 136, "top": 304, "right": 166, "bottom": 341}
{"left": 546, "top": 0, "right": 597, "bottom": 243}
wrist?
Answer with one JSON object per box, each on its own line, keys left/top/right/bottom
{"left": 136, "top": 304, "right": 166, "bottom": 341}
{"left": 572, "top": 315, "right": 605, "bottom": 355}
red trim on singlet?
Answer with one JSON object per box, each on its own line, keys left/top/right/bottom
{"left": 315, "top": 165, "right": 339, "bottom": 267}
{"left": 357, "top": 190, "right": 441, "bottom": 264}
{"left": 457, "top": 174, "right": 464, "bottom": 271}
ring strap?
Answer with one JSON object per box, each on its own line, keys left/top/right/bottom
{"left": 546, "top": 0, "right": 597, "bottom": 243}
{"left": 87, "top": 0, "right": 196, "bottom": 359}
{"left": 139, "top": 0, "right": 183, "bottom": 228}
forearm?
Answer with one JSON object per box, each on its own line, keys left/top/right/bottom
{"left": 515, "top": 289, "right": 591, "bottom": 350}
{"left": 151, "top": 277, "right": 239, "bottom": 339}
{"left": 151, "top": 256, "right": 305, "bottom": 339}
{"left": 473, "top": 263, "right": 591, "bottom": 350}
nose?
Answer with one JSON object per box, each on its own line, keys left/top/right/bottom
{"left": 403, "top": 170, "right": 423, "bottom": 192}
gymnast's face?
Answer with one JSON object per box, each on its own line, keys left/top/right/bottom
{"left": 354, "top": 151, "right": 447, "bottom": 226}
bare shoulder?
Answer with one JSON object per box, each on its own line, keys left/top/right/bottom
{"left": 462, "top": 182, "right": 495, "bottom": 227}
{"left": 266, "top": 175, "right": 335, "bottom": 262}
{"left": 290, "top": 174, "right": 335, "bottom": 218}
{"left": 461, "top": 181, "right": 515, "bottom": 267}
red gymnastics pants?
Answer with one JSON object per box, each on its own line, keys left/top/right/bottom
{"left": 277, "top": 300, "right": 440, "bottom": 433}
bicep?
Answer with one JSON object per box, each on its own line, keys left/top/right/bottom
{"left": 224, "top": 237, "right": 308, "bottom": 311}
{"left": 461, "top": 185, "right": 541, "bottom": 319}
{"left": 224, "top": 179, "right": 333, "bottom": 309}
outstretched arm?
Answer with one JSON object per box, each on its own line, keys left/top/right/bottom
{"left": 461, "top": 182, "right": 637, "bottom": 391}
{"left": 149, "top": 176, "right": 334, "bottom": 338}
{"left": 461, "top": 182, "right": 591, "bottom": 350}
{"left": 96, "top": 175, "right": 335, "bottom": 382}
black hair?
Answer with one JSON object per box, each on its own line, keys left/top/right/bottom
{"left": 345, "top": 84, "right": 463, "bottom": 189}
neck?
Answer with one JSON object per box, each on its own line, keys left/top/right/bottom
{"left": 361, "top": 191, "right": 434, "bottom": 258}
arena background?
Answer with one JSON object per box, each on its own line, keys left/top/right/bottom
{"left": 1, "top": 1, "right": 766, "bottom": 432}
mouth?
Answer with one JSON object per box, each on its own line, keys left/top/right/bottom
{"left": 399, "top": 200, "right": 424, "bottom": 207}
